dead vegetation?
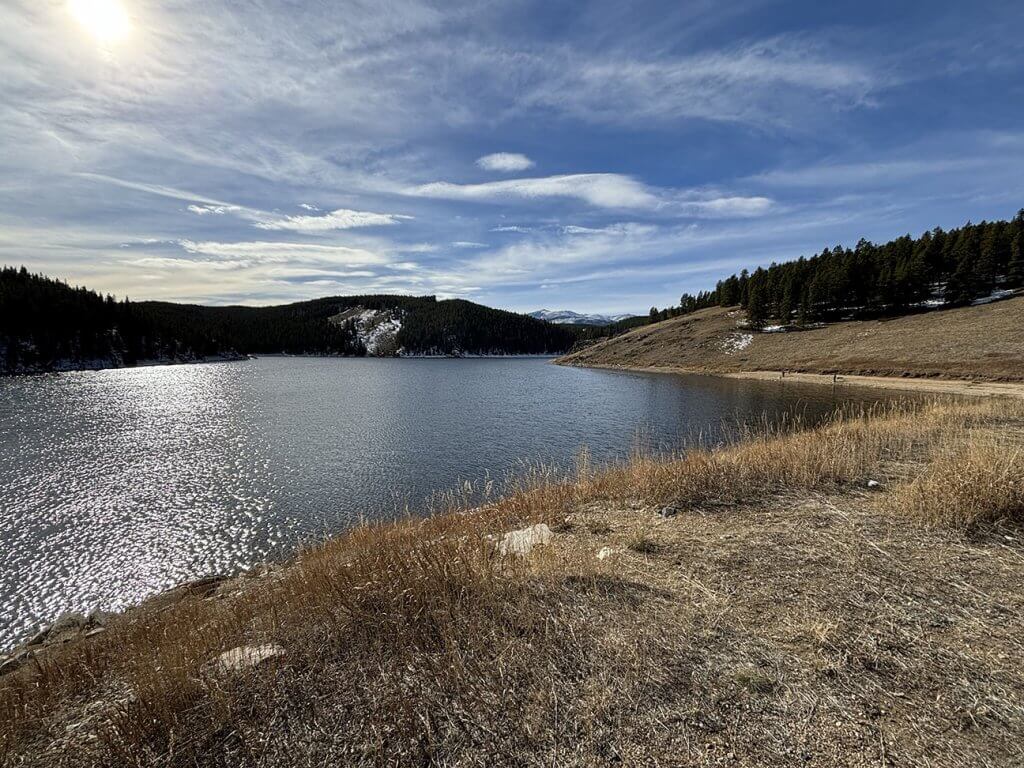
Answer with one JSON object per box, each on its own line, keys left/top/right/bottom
{"left": 889, "top": 437, "right": 1024, "bottom": 528}
{"left": 3, "top": 398, "right": 1024, "bottom": 766}
{"left": 557, "top": 296, "right": 1024, "bottom": 381}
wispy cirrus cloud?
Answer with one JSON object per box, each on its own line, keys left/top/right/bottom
{"left": 253, "top": 208, "right": 413, "bottom": 232}
{"left": 177, "top": 240, "right": 395, "bottom": 267}
{"left": 750, "top": 157, "right": 990, "bottom": 188}
{"left": 77, "top": 173, "right": 239, "bottom": 210}
{"left": 83, "top": 173, "right": 412, "bottom": 233}
{"left": 522, "top": 38, "right": 880, "bottom": 128}
{"left": 677, "top": 196, "right": 774, "bottom": 217}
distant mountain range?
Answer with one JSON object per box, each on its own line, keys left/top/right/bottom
{"left": 529, "top": 309, "right": 637, "bottom": 326}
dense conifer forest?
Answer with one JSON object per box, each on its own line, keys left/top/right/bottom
{"left": 574, "top": 211, "right": 1023, "bottom": 343}
{"left": 0, "top": 268, "right": 577, "bottom": 373}
{"left": 680, "top": 210, "right": 1024, "bottom": 329}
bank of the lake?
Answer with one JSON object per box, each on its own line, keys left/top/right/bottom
{"left": 564, "top": 363, "right": 1024, "bottom": 399}
{"left": 3, "top": 395, "right": 1023, "bottom": 767}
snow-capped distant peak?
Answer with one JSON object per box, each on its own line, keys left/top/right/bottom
{"left": 529, "top": 309, "right": 636, "bottom": 326}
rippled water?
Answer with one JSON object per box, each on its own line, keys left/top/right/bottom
{"left": 1, "top": 357, "right": 911, "bottom": 648}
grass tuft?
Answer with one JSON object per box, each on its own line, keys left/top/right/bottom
{"left": 889, "top": 439, "right": 1024, "bottom": 528}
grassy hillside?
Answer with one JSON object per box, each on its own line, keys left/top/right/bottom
{"left": 3, "top": 398, "right": 1024, "bottom": 766}
{"left": 558, "top": 295, "right": 1024, "bottom": 381}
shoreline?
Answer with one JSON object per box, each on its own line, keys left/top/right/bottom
{"left": 558, "top": 360, "right": 1024, "bottom": 399}
{"left": 1, "top": 352, "right": 565, "bottom": 378}
{"left": 5, "top": 396, "right": 1023, "bottom": 765}
{"left": 0, "top": 353, "right": 249, "bottom": 378}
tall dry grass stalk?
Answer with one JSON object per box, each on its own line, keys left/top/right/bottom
{"left": 888, "top": 439, "right": 1024, "bottom": 528}
{"left": 2, "top": 396, "right": 1021, "bottom": 765}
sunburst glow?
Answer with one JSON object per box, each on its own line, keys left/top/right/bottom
{"left": 68, "top": 0, "right": 132, "bottom": 45}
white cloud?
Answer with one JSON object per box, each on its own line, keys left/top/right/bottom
{"left": 476, "top": 153, "right": 535, "bottom": 172}
{"left": 491, "top": 225, "right": 533, "bottom": 233}
{"left": 562, "top": 223, "right": 658, "bottom": 236}
{"left": 452, "top": 241, "right": 488, "bottom": 248}
{"left": 409, "top": 173, "right": 660, "bottom": 209}
{"left": 253, "top": 208, "right": 413, "bottom": 232}
{"left": 187, "top": 204, "right": 239, "bottom": 216}
{"left": 177, "top": 240, "right": 393, "bottom": 267}
{"left": 298, "top": 203, "right": 320, "bottom": 211}
{"left": 677, "top": 196, "right": 774, "bottom": 217}
{"left": 410, "top": 174, "right": 772, "bottom": 217}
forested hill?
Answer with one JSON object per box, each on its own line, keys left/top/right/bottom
{"left": 0, "top": 268, "right": 578, "bottom": 374}
{"left": 666, "top": 210, "right": 1024, "bottom": 327}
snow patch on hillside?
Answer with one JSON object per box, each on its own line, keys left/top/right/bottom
{"left": 351, "top": 309, "right": 402, "bottom": 355}
{"left": 972, "top": 288, "right": 1016, "bottom": 306}
{"left": 721, "top": 332, "right": 753, "bottom": 354}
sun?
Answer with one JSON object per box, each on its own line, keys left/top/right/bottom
{"left": 68, "top": 0, "right": 132, "bottom": 45}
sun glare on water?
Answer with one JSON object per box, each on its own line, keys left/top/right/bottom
{"left": 68, "top": 0, "right": 132, "bottom": 45}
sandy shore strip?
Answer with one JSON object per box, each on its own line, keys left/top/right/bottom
{"left": 562, "top": 361, "right": 1024, "bottom": 398}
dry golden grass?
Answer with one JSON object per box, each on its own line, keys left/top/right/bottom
{"left": 889, "top": 437, "right": 1024, "bottom": 528}
{"left": 3, "top": 397, "right": 1024, "bottom": 766}
{"left": 558, "top": 296, "right": 1024, "bottom": 380}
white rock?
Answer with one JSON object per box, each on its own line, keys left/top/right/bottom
{"left": 496, "top": 523, "right": 553, "bottom": 557}
{"left": 867, "top": 479, "right": 882, "bottom": 489}
{"left": 596, "top": 546, "right": 615, "bottom": 561}
{"left": 216, "top": 643, "right": 285, "bottom": 672}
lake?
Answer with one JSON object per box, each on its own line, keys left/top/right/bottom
{"left": 1, "top": 357, "right": 911, "bottom": 648}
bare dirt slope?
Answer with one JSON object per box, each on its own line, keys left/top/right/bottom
{"left": 558, "top": 297, "right": 1024, "bottom": 380}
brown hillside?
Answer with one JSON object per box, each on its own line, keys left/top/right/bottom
{"left": 558, "top": 297, "right": 1024, "bottom": 380}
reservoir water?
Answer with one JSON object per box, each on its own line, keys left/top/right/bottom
{"left": 1, "top": 357, "right": 911, "bottom": 648}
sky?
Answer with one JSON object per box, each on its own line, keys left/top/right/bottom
{"left": 1, "top": 1, "right": 1023, "bottom": 314}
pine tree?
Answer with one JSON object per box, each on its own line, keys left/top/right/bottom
{"left": 737, "top": 269, "right": 750, "bottom": 306}
{"left": 1009, "top": 233, "right": 1024, "bottom": 288}
{"left": 746, "top": 283, "right": 767, "bottom": 330}
{"left": 976, "top": 226, "right": 1000, "bottom": 293}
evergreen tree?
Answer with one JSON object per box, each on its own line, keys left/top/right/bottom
{"left": 746, "top": 281, "right": 768, "bottom": 330}
{"left": 1008, "top": 232, "right": 1024, "bottom": 288}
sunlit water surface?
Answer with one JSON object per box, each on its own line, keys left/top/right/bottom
{"left": 1, "top": 358, "right": 914, "bottom": 648}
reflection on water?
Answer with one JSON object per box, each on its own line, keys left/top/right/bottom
{"left": 1, "top": 363, "right": 282, "bottom": 649}
{"left": 0, "top": 358, "right": 908, "bottom": 648}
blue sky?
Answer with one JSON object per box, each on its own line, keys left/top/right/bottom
{"left": 1, "top": 0, "right": 1022, "bottom": 313}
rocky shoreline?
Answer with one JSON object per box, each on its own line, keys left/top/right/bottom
{"left": 0, "top": 523, "right": 558, "bottom": 677}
